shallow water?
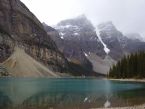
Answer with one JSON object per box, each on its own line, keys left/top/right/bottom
{"left": 0, "top": 78, "right": 145, "bottom": 109}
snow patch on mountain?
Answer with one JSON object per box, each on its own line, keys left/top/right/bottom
{"left": 73, "top": 33, "right": 79, "bottom": 35}
{"left": 55, "top": 24, "right": 80, "bottom": 30}
{"left": 60, "top": 36, "right": 64, "bottom": 39}
{"left": 96, "top": 29, "right": 110, "bottom": 54}
{"left": 84, "top": 52, "right": 88, "bottom": 57}
{"left": 59, "top": 32, "right": 65, "bottom": 36}
{"left": 59, "top": 32, "right": 65, "bottom": 39}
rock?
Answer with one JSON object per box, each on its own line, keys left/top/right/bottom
{"left": 0, "top": 0, "right": 69, "bottom": 76}
{"left": 97, "top": 21, "right": 125, "bottom": 60}
{"left": 43, "top": 15, "right": 106, "bottom": 76}
{"left": 54, "top": 15, "right": 105, "bottom": 58}
{"left": 98, "top": 21, "right": 145, "bottom": 60}
{"left": 44, "top": 17, "right": 145, "bottom": 75}
{"left": 0, "top": 65, "right": 9, "bottom": 76}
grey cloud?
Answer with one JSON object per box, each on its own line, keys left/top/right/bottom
{"left": 21, "top": 0, "right": 145, "bottom": 36}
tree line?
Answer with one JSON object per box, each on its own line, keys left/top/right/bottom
{"left": 109, "top": 52, "right": 145, "bottom": 79}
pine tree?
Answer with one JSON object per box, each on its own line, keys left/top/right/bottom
{"left": 109, "top": 51, "right": 145, "bottom": 79}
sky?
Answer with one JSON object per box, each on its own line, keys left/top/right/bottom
{"left": 20, "top": 0, "right": 145, "bottom": 36}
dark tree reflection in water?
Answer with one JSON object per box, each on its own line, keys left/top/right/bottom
{"left": 0, "top": 78, "right": 145, "bottom": 109}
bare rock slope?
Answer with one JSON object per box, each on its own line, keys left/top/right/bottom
{"left": 2, "top": 47, "right": 59, "bottom": 77}
{"left": 0, "top": 0, "right": 69, "bottom": 77}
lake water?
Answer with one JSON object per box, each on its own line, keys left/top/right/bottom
{"left": 0, "top": 78, "right": 145, "bottom": 109}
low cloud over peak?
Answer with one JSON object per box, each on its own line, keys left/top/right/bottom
{"left": 21, "top": 0, "right": 145, "bottom": 37}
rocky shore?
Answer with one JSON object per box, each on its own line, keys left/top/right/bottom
{"left": 92, "top": 103, "right": 145, "bottom": 109}
{"left": 109, "top": 79, "right": 145, "bottom": 83}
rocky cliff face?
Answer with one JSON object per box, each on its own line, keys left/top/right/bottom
{"left": 44, "top": 16, "right": 145, "bottom": 75}
{"left": 97, "top": 22, "right": 125, "bottom": 60}
{"left": 54, "top": 15, "right": 105, "bottom": 58}
{"left": 0, "top": 0, "right": 69, "bottom": 76}
{"left": 98, "top": 22, "right": 145, "bottom": 60}
{"left": 43, "top": 16, "right": 108, "bottom": 76}
{"left": 124, "top": 33, "right": 145, "bottom": 53}
{"left": 44, "top": 15, "right": 106, "bottom": 75}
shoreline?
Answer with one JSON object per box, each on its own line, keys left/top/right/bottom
{"left": 108, "top": 78, "right": 145, "bottom": 83}
{"left": 91, "top": 103, "right": 145, "bottom": 109}
{"left": 0, "top": 77, "right": 145, "bottom": 81}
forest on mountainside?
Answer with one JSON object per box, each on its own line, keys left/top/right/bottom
{"left": 109, "top": 52, "right": 145, "bottom": 79}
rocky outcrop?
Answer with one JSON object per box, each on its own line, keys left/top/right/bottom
{"left": 124, "top": 33, "right": 145, "bottom": 54}
{"left": 97, "top": 22, "right": 125, "bottom": 60}
{"left": 0, "top": 0, "right": 69, "bottom": 76}
{"left": 0, "top": 32, "right": 14, "bottom": 62}
{"left": 44, "top": 17, "right": 145, "bottom": 75}
{"left": 98, "top": 22, "right": 145, "bottom": 60}
{"left": 44, "top": 15, "right": 105, "bottom": 75}
{"left": 0, "top": 65, "right": 9, "bottom": 76}
{"left": 54, "top": 15, "right": 105, "bottom": 58}
{"left": 2, "top": 47, "right": 59, "bottom": 77}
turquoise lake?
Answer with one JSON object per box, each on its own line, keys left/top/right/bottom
{"left": 0, "top": 78, "right": 145, "bottom": 109}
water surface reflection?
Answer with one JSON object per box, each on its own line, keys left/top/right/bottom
{"left": 0, "top": 78, "right": 145, "bottom": 109}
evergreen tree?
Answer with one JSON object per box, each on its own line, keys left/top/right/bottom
{"left": 109, "top": 52, "right": 145, "bottom": 79}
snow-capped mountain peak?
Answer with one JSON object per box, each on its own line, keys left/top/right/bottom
{"left": 98, "top": 21, "right": 117, "bottom": 32}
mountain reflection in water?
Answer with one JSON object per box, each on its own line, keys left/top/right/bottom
{"left": 0, "top": 78, "right": 145, "bottom": 109}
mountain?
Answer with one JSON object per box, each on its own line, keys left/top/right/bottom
{"left": 0, "top": 0, "right": 69, "bottom": 77}
{"left": 97, "top": 21, "right": 125, "bottom": 60}
{"left": 44, "top": 15, "right": 106, "bottom": 75}
{"left": 98, "top": 21, "right": 145, "bottom": 59}
{"left": 44, "top": 16, "right": 145, "bottom": 75}
{"left": 54, "top": 15, "right": 106, "bottom": 57}
{"left": 2, "top": 47, "right": 59, "bottom": 77}
{"left": 44, "top": 15, "right": 115, "bottom": 75}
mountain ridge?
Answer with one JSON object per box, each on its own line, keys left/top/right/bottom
{"left": 0, "top": 0, "right": 69, "bottom": 77}
{"left": 44, "top": 15, "right": 145, "bottom": 75}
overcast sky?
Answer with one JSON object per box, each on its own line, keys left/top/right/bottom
{"left": 21, "top": 0, "right": 145, "bottom": 36}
